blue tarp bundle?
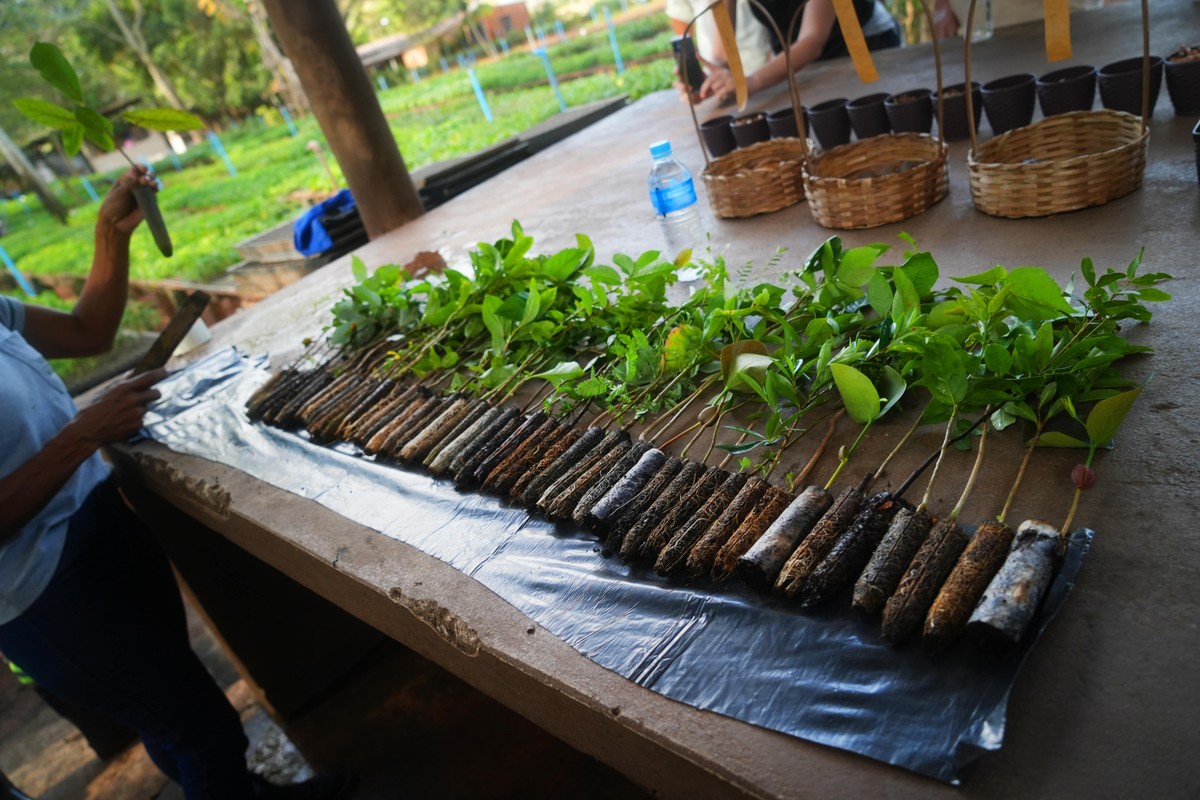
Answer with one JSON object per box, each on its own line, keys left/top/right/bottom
{"left": 293, "top": 189, "right": 356, "bottom": 256}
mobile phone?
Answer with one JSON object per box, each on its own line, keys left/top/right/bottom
{"left": 671, "top": 35, "right": 706, "bottom": 95}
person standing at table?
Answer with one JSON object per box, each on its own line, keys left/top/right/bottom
{"left": 692, "top": 0, "right": 902, "bottom": 103}
{"left": 0, "top": 166, "right": 354, "bottom": 800}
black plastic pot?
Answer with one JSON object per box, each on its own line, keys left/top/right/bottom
{"left": 1097, "top": 55, "right": 1164, "bottom": 117}
{"left": 699, "top": 115, "right": 737, "bottom": 158}
{"left": 846, "top": 92, "right": 890, "bottom": 139}
{"left": 1193, "top": 118, "right": 1200, "bottom": 183}
{"left": 937, "top": 82, "right": 982, "bottom": 141}
{"left": 731, "top": 113, "right": 770, "bottom": 148}
{"left": 767, "top": 107, "right": 802, "bottom": 139}
{"left": 1036, "top": 65, "right": 1096, "bottom": 116}
{"left": 807, "top": 98, "right": 851, "bottom": 150}
{"left": 132, "top": 185, "right": 173, "bottom": 258}
{"left": 981, "top": 73, "right": 1036, "bottom": 135}
{"left": 885, "top": 88, "right": 934, "bottom": 134}
{"left": 1164, "top": 47, "right": 1200, "bottom": 116}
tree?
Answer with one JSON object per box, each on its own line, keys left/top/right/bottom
{"left": 102, "top": 0, "right": 189, "bottom": 112}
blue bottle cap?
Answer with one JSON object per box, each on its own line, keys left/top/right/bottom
{"left": 649, "top": 140, "right": 672, "bottom": 159}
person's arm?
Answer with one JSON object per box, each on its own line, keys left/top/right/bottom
{"left": 932, "top": 0, "right": 960, "bottom": 38}
{"left": 0, "top": 369, "right": 166, "bottom": 544}
{"left": 699, "top": 0, "right": 837, "bottom": 102}
{"left": 20, "top": 166, "right": 155, "bottom": 360}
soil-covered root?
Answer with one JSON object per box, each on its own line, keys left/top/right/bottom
{"left": 880, "top": 518, "right": 970, "bottom": 644}
{"left": 965, "top": 519, "right": 1065, "bottom": 652}
{"left": 736, "top": 485, "right": 832, "bottom": 593}
{"left": 923, "top": 520, "right": 1015, "bottom": 651}
{"left": 655, "top": 472, "right": 746, "bottom": 576}
{"left": 711, "top": 485, "right": 792, "bottom": 582}
{"left": 619, "top": 460, "right": 706, "bottom": 563}
{"left": 797, "top": 492, "right": 904, "bottom": 609}
{"left": 852, "top": 506, "right": 933, "bottom": 616}
{"left": 603, "top": 457, "right": 684, "bottom": 556}
{"left": 773, "top": 485, "right": 866, "bottom": 598}
{"left": 685, "top": 476, "right": 767, "bottom": 579}
{"left": 581, "top": 447, "right": 668, "bottom": 529}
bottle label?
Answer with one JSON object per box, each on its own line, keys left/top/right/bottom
{"left": 651, "top": 177, "right": 697, "bottom": 215}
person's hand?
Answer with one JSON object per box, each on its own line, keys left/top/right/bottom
{"left": 70, "top": 369, "right": 168, "bottom": 445}
{"left": 699, "top": 66, "right": 738, "bottom": 104}
{"left": 97, "top": 166, "right": 157, "bottom": 237}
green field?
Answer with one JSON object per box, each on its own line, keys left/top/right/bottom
{"left": 2, "top": 14, "right": 675, "bottom": 291}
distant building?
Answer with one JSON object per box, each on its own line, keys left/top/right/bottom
{"left": 480, "top": 3, "right": 532, "bottom": 41}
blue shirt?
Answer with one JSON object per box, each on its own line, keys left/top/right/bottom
{"left": 0, "top": 296, "right": 110, "bottom": 624}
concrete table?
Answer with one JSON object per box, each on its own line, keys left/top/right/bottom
{"left": 110, "top": 2, "right": 1200, "bottom": 797}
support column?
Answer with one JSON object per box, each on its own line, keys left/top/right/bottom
{"left": 261, "top": 0, "right": 424, "bottom": 239}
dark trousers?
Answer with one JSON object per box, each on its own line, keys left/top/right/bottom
{"left": 0, "top": 482, "right": 255, "bottom": 800}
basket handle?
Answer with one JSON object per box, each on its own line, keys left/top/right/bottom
{"left": 964, "top": 0, "right": 1152, "bottom": 149}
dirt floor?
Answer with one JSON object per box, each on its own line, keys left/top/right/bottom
{"left": 0, "top": 596, "right": 647, "bottom": 799}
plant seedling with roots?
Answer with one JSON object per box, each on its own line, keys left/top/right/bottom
{"left": 13, "top": 42, "right": 205, "bottom": 257}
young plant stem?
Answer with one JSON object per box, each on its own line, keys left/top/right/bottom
{"left": 998, "top": 420, "right": 1044, "bottom": 523}
{"left": 894, "top": 406, "right": 992, "bottom": 502}
{"left": 869, "top": 412, "right": 923, "bottom": 487}
{"left": 917, "top": 410, "right": 958, "bottom": 511}
{"left": 1060, "top": 448, "right": 1095, "bottom": 534}
{"left": 637, "top": 374, "right": 717, "bottom": 441}
{"left": 948, "top": 422, "right": 990, "bottom": 520}
{"left": 823, "top": 418, "right": 875, "bottom": 490}
{"left": 777, "top": 406, "right": 843, "bottom": 488}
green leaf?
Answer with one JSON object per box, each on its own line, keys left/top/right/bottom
{"left": 62, "top": 123, "right": 83, "bottom": 156}
{"left": 877, "top": 365, "right": 907, "bottom": 419}
{"left": 30, "top": 42, "right": 82, "bottom": 103}
{"left": 12, "top": 97, "right": 76, "bottom": 130}
{"left": 521, "top": 278, "right": 541, "bottom": 326}
{"left": 1135, "top": 287, "right": 1171, "bottom": 302}
{"left": 663, "top": 324, "right": 703, "bottom": 372}
{"left": 531, "top": 361, "right": 584, "bottom": 386}
{"left": 351, "top": 256, "right": 367, "bottom": 282}
{"left": 983, "top": 343, "right": 1011, "bottom": 376}
{"left": 1085, "top": 386, "right": 1142, "bottom": 447}
{"left": 953, "top": 265, "right": 1007, "bottom": 285}
{"left": 830, "top": 363, "right": 880, "bottom": 425}
{"left": 540, "top": 247, "right": 587, "bottom": 283}
{"left": 726, "top": 353, "right": 774, "bottom": 395}
{"left": 899, "top": 251, "right": 939, "bottom": 297}
{"left": 1080, "top": 257, "right": 1097, "bottom": 288}
{"left": 481, "top": 294, "right": 506, "bottom": 354}
{"left": 1033, "top": 431, "right": 1090, "bottom": 449}
{"left": 479, "top": 363, "right": 517, "bottom": 389}
{"left": 123, "top": 107, "right": 205, "bottom": 131}
{"left": 75, "top": 106, "right": 114, "bottom": 151}
{"left": 1005, "top": 266, "right": 1076, "bottom": 320}
{"left": 582, "top": 265, "right": 621, "bottom": 285}
{"left": 719, "top": 340, "right": 768, "bottom": 383}
{"left": 867, "top": 271, "right": 893, "bottom": 317}
{"left": 890, "top": 267, "right": 919, "bottom": 319}
{"left": 573, "top": 375, "right": 609, "bottom": 398}
{"left": 837, "top": 244, "right": 886, "bottom": 287}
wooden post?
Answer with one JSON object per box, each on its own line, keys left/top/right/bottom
{"left": 261, "top": 0, "right": 424, "bottom": 239}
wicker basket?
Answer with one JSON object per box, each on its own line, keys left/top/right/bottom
{"left": 804, "top": 133, "right": 949, "bottom": 228}
{"left": 683, "top": 1, "right": 807, "bottom": 219}
{"left": 700, "top": 138, "right": 807, "bottom": 218}
{"left": 793, "top": 0, "right": 950, "bottom": 229}
{"left": 963, "top": 0, "right": 1151, "bottom": 218}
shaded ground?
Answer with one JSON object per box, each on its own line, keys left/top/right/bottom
{"left": 0, "top": 597, "right": 647, "bottom": 799}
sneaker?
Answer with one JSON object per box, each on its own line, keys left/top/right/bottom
{"left": 251, "top": 768, "right": 358, "bottom": 800}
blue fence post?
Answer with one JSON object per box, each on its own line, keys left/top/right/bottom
{"left": 533, "top": 48, "right": 567, "bottom": 112}
{"left": 525, "top": 26, "right": 536, "bottom": 50}
{"left": 467, "top": 68, "right": 494, "bottom": 123}
{"left": 79, "top": 176, "right": 100, "bottom": 203}
{"left": 620, "top": 0, "right": 628, "bottom": 11}
{"left": 499, "top": 38, "right": 510, "bottom": 55}
{"left": 590, "top": 7, "right": 599, "bottom": 23}
{"left": 140, "top": 158, "right": 164, "bottom": 189}
{"left": 536, "top": 24, "right": 546, "bottom": 45}
{"left": 0, "top": 244, "right": 36, "bottom": 297}
{"left": 205, "top": 131, "right": 238, "bottom": 177}
{"left": 603, "top": 7, "right": 625, "bottom": 74}
{"left": 279, "top": 106, "right": 299, "bottom": 136}
{"left": 167, "top": 150, "right": 183, "bottom": 171}
{"left": 555, "top": 20, "right": 566, "bottom": 40}
{"left": 439, "top": 56, "right": 449, "bottom": 72}
{"left": 377, "top": 74, "right": 389, "bottom": 91}
{"left": 17, "top": 196, "right": 30, "bottom": 214}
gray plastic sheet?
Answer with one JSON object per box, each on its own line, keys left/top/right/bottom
{"left": 144, "top": 348, "right": 1092, "bottom": 784}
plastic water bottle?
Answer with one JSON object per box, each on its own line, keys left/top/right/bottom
{"left": 647, "top": 140, "right": 703, "bottom": 281}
